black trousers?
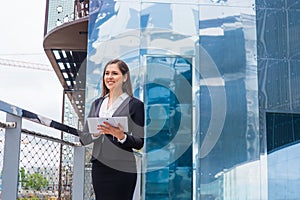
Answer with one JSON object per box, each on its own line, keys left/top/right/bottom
{"left": 92, "top": 162, "right": 137, "bottom": 200}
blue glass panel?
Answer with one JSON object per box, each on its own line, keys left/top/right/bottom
{"left": 256, "top": 8, "right": 267, "bottom": 59}
{"left": 144, "top": 56, "right": 192, "bottom": 200}
{"left": 257, "top": 59, "right": 268, "bottom": 108}
{"left": 261, "top": 59, "right": 290, "bottom": 110}
{"left": 88, "top": 0, "right": 116, "bottom": 39}
{"left": 295, "top": 115, "right": 300, "bottom": 140}
{"left": 256, "top": 8, "right": 287, "bottom": 59}
{"left": 140, "top": 3, "right": 198, "bottom": 56}
{"left": 141, "top": 4, "right": 172, "bottom": 30}
{"left": 266, "top": 112, "right": 294, "bottom": 152}
{"left": 268, "top": 143, "right": 300, "bottom": 199}
{"left": 287, "top": 0, "right": 300, "bottom": 9}
{"left": 257, "top": 2, "right": 300, "bottom": 198}
{"left": 290, "top": 60, "right": 300, "bottom": 110}
{"left": 255, "top": 0, "right": 285, "bottom": 9}
{"left": 267, "top": 112, "right": 300, "bottom": 199}
{"left": 198, "top": 4, "right": 261, "bottom": 199}
{"left": 288, "top": 10, "right": 300, "bottom": 60}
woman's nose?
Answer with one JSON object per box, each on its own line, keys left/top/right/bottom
{"left": 107, "top": 73, "right": 112, "bottom": 78}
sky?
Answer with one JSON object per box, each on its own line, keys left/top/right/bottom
{"left": 0, "top": 1, "right": 63, "bottom": 136}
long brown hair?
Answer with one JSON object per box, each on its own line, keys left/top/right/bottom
{"left": 101, "top": 59, "right": 133, "bottom": 97}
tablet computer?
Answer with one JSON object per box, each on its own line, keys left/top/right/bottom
{"left": 87, "top": 116, "right": 128, "bottom": 133}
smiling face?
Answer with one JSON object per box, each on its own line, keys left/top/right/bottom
{"left": 101, "top": 59, "right": 133, "bottom": 97}
{"left": 104, "top": 63, "right": 127, "bottom": 93}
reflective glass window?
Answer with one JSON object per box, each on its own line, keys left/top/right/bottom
{"left": 197, "top": 3, "right": 261, "bottom": 199}
{"left": 267, "top": 112, "right": 300, "bottom": 199}
{"left": 143, "top": 56, "right": 193, "bottom": 200}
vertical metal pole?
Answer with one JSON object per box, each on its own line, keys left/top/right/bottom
{"left": 44, "top": 0, "right": 50, "bottom": 36}
{"left": 58, "top": 92, "right": 65, "bottom": 199}
{"left": 2, "top": 113, "right": 22, "bottom": 199}
{"left": 72, "top": 146, "right": 85, "bottom": 200}
{"left": 58, "top": 141, "right": 63, "bottom": 199}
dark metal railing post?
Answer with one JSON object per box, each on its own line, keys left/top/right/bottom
{"left": 44, "top": 0, "right": 50, "bottom": 36}
{"left": 73, "top": 0, "right": 77, "bottom": 20}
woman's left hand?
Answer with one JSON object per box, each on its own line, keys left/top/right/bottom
{"left": 97, "top": 122, "right": 126, "bottom": 140}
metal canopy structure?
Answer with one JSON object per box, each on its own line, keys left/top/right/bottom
{"left": 43, "top": 17, "right": 88, "bottom": 126}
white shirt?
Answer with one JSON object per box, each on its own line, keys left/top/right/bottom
{"left": 98, "top": 93, "right": 129, "bottom": 143}
{"left": 99, "top": 93, "right": 129, "bottom": 118}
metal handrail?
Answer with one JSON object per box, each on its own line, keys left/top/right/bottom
{"left": 21, "top": 128, "right": 80, "bottom": 146}
{"left": 0, "top": 99, "right": 79, "bottom": 136}
{"left": 0, "top": 99, "right": 86, "bottom": 200}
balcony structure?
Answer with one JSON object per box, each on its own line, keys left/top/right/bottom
{"left": 43, "top": 0, "right": 89, "bottom": 127}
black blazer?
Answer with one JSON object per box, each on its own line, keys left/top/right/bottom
{"left": 78, "top": 95, "right": 144, "bottom": 171}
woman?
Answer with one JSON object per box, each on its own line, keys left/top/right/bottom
{"left": 78, "top": 59, "right": 144, "bottom": 200}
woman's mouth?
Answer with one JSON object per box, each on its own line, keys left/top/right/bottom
{"left": 106, "top": 81, "right": 115, "bottom": 85}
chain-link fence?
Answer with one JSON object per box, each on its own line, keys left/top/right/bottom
{"left": 17, "top": 130, "right": 75, "bottom": 200}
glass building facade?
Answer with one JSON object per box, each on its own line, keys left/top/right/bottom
{"left": 83, "top": 0, "right": 300, "bottom": 199}
{"left": 257, "top": 1, "right": 300, "bottom": 200}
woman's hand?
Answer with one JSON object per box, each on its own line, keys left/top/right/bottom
{"left": 97, "top": 122, "right": 126, "bottom": 140}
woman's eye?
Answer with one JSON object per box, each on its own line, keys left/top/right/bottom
{"left": 105, "top": 71, "right": 119, "bottom": 76}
